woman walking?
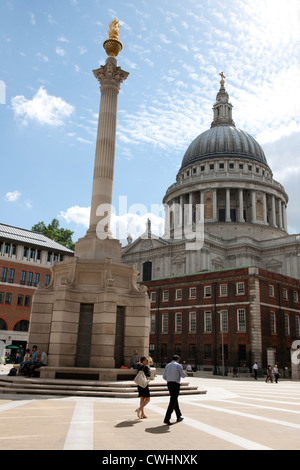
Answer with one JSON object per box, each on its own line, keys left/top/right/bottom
{"left": 135, "top": 356, "right": 151, "bottom": 419}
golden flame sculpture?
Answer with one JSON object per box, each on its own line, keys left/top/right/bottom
{"left": 103, "top": 19, "right": 123, "bottom": 58}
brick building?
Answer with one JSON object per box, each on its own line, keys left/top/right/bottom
{"left": 143, "top": 267, "right": 300, "bottom": 373}
{"left": 0, "top": 223, "right": 74, "bottom": 351}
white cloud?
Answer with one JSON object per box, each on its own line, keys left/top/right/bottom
{"left": 59, "top": 206, "right": 90, "bottom": 227}
{"left": 5, "top": 190, "right": 21, "bottom": 202}
{"left": 36, "top": 52, "right": 49, "bottom": 62}
{"left": 11, "top": 87, "right": 74, "bottom": 126}
{"left": 28, "top": 12, "right": 36, "bottom": 25}
{"left": 56, "top": 46, "right": 66, "bottom": 57}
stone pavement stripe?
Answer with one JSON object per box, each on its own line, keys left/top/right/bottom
{"left": 147, "top": 404, "right": 272, "bottom": 451}
{"left": 63, "top": 400, "right": 94, "bottom": 450}
{"left": 184, "top": 401, "right": 300, "bottom": 430}
{"left": 0, "top": 400, "right": 34, "bottom": 413}
{"left": 242, "top": 397, "right": 300, "bottom": 406}
{"left": 221, "top": 400, "right": 300, "bottom": 415}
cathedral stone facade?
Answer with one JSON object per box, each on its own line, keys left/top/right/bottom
{"left": 121, "top": 77, "right": 300, "bottom": 373}
{"left": 122, "top": 79, "right": 300, "bottom": 282}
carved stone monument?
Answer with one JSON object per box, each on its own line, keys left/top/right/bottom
{"left": 27, "top": 20, "right": 150, "bottom": 370}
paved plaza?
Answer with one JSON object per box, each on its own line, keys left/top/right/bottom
{"left": 0, "top": 364, "right": 299, "bottom": 451}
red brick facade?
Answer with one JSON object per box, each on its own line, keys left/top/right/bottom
{"left": 0, "top": 258, "right": 51, "bottom": 331}
{"left": 143, "top": 267, "right": 300, "bottom": 372}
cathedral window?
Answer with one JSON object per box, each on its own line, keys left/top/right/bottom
{"left": 204, "top": 311, "right": 212, "bottom": 332}
{"left": 189, "top": 312, "right": 196, "bottom": 333}
{"left": 284, "top": 313, "right": 290, "bottom": 335}
{"left": 189, "top": 287, "right": 196, "bottom": 299}
{"left": 175, "top": 313, "right": 182, "bottom": 333}
{"left": 237, "top": 309, "right": 246, "bottom": 332}
{"left": 220, "top": 284, "right": 227, "bottom": 296}
{"left": 175, "top": 289, "right": 182, "bottom": 300}
{"left": 204, "top": 285, "right": 211, "bottom": 298}
{"left": 269, "top": 284, "right": 275, "bottom": 297}
{"left": 236, "top": 282, "right": 245, "bottom": 295}
{"left": 162, "top": 313, "right": 168, "bottom": 333}
{"left": 162, "top": 290, "right": 169, "bottom": 302}
{"left": 270, "top": 311, "right": 276, "bottom": 334}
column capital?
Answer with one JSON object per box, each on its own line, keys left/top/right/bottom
{"left": 93, "top": 58, "right": 129, "bottom": 91}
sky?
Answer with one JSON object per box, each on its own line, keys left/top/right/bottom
{"left": 1, "top": 0, "right": 300, "bottom": 246}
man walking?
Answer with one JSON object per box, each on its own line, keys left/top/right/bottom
{"left": 163, "top": 355, "right": 186, "bottom": 425}
{"left": 253, "top": 362, "right": 258, "bottom": 380}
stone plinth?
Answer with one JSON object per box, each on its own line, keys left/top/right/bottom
{"left": 28, "top": 257, "right": 150, "bottom": 368}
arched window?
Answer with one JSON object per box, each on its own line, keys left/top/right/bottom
{"left": 0, "top": 318, "right": 8, "bottom": 330}
{"left": 13, "top": 320, "right": 29, "bottom": 332}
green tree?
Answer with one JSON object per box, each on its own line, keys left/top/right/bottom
{"left": 32, "top": 218, "right": 75, "bottom": 251}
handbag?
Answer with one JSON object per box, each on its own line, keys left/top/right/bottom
{"left": 134, "top": 367, "right": 149, "bottom": 388}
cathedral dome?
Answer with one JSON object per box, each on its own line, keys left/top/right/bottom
{"left": 181, "top": 73, "right": 268, "bottom": 170}
{"left": 181, "top": 125, "right": 268, "bottom": 170}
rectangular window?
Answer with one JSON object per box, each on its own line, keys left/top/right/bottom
{"left": 150, "top": 314, "right": 156, "bottom": 334}
{"left": 23, "top": 246, "right": 29, "bottom": 258}
{"left": 238, "top": 344, "right": 247, "bottom": 361}
{"left": 189, "top": 344, "right": 196, "bottom": 359}
{"left": 7, "top": 269, "right": 15, "bottom": 284}
{"left": 24, "top": 296, "right": 31, "bottom": 307}
{"left": 270, "top": 311, "right": 276, "bottom": 334}
{"left": 162, "top": 290, "right": 169, "bottom": 302}
{"left": 17, "top": 294, "right": 24, "bottom": 306}
{"left": 5, "top": 293, "right": 12, "bottom": 304}
{"left": 4, "top": 243, "right": 11, "bottom": 255}
{"left": 47, "top": 252, "right": 53, "bottom": 263}
{"left": 175, "top": 344, "right": 181, "bottom": 356}
{"left": 175, "top": 312, "right": 182, "bottom": 333}
{"left": 30, "top": 248, "right": 36, "bottom": 259}
{"left": 293, "top": 291, "right": 299, "bottom": 303}
{"left": 220, "top": 310, "right": 228, "bottom": 332}
{"left": 204, "top": 344, "right": 212, "bottom": 359}
{"left": 20, "top": 271, "right": 26, "bottom": 285}
{"left": 237, "top": 309, "right": 246, "bottom": 332}
{"left": 45, "top": 275, "right": 50, "bottom": 287}
{"left": 0, "top": 292, "right": 4, "bottom": 303}
{"left": 150, "top": 291, "right": 157, "bottom": 302}
{"left": 175, "top": 289, "right": 182, "bottom": 300}
{"left": 162, "top": 313, "right": 168, "bottom": 333}
{"left": 204, "top": 285, "right": 211, "bottom": 298}
{"left": 283, "top": 288, "right": 288, "bottom": 300}
{"left": 219, "top": 284, "right": 227, "bottom": 296}
{"left": 204, "top": 311, "right": 212, "bottom": 333}
{"left": 236, "top": 282, "right": 245, "bottom": 295}
{"left": 189, "top": 287, "right": 196, "bottom": 299}
{"left": 189, "top": 312, "right": 196, "bottom": 333}
{"left": 1, "top": 267, "right": 7, "bottom": 282}
{"left": 284, "top": 313, "right": 290, "bottom": 335}
{"left": 269, "top": 284, "right": 275, "bottom": 297}
{"left": 33, "top": 273, "right": 40, "bottom": 287}
{"left": 27, "top": 272, "right": 33, "bottom": 286}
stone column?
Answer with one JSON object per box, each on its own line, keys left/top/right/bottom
{"left": 226, "top": 188, "right": 231, "bottom": 222}
{"left": 238, "top": 188, "right": 245, "bottom": 222}
{"left": 90, "top": 58, "right": 129, "bottom": 235}
{"left": 278, "top": 199, "right": 283, "bottom": 230}
{"left": 75, "top": 58, "right": 129, "bottom": 261}
{"left": 263, "top": 192, "right": 268, "bottom": 225}
{"left": 251, "top": 190, "right": 256, "bottom": 223}
{"left": 271, "top": 195, "right": 277, "bottom": 227}
{"left": 213, "top": 189, "right": 217, "bottom": 221}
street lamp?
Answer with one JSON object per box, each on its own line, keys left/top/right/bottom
{"left": 219, "top": 311, "right": 225, "bottom": 377}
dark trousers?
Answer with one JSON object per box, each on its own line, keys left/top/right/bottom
{"left": 26, "top": 362, "right": 45, "bottom": 377}
{"left": 164, "top": 382, "right": 182, "bottom": 422}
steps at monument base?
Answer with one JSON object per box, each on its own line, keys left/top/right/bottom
{"left": 0, "top": 376, "right": 206, "bottom": 398}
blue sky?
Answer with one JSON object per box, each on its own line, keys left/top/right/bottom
{"left": 1, "top": 0, "right": 300, "bottom": 245}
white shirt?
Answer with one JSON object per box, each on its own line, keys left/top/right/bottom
{"left": 163, "top": 360, "right": 186, "bottom": 383}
